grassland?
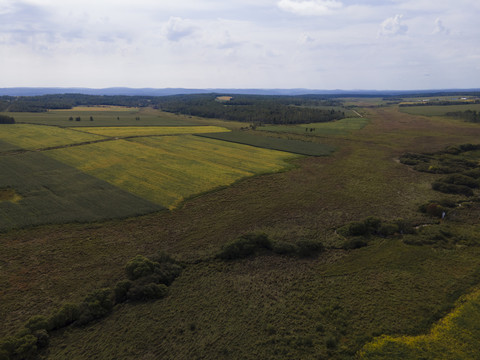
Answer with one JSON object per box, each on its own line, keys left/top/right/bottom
{"left": 399, "top": 104, "right": 480, "bottom": 116}
{"left": 0, "top": 108, "right": 204, "bottom": 127}
{"left": 258, "top": 117, "right": 369, "bottom": 137}
{"left": 75, "top": 125, "right": 229, "bottom": 137}
{"left": 46, "top": 135, "right": 298, "bottom": 209}
{"left": 3, "top": 103, "right": 480, "bottom": 359}
{"left": 0, "top": 151, "right": 163, "bottom": 230}
{"left": 0, "top": 124, "right": 104, "bottom": 152}
{"left": 359, "top": 287, "right": 480, "bottom": 359}
{"left": 197, "top": 131, "right": 335, "bottom": 156}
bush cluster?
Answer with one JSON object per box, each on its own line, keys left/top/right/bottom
{"left": 116, "top": 253, "right": 182, "bottom": 303}
{"left": 419, "top": 199, "right": 456, "bottom": 218}
{"left": 432, "top": 181, "right": 474, "bottom": 197}
{"left": 1, "top": 251, "right": 181, "bottom": 359}
{"left": 217, "top": 233, "right": 325, "bottom": 260}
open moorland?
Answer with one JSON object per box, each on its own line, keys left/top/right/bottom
{"left": 2, "top": 95, "right": 480, "bottom": 359}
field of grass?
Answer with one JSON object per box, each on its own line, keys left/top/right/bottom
{"left": 1, "top": 108, "right": 204, "bottom": 127}
{"left": 46, "top": 135, "right": 298, "bottom": 209}
{"left": 0, "top": 151, "right": 163, "bottom": 230}
{"left": 399, "top": 104, "right": 480, "bottom": 116}
{"left": 197, "top": 131, "right": 335, "bottom": 156}
{"left": 258, "top": 117, "right": 369, "bottom": 137}
{"left": 75, "top": 125, "right": 229, "bottom": 137}
{"left": 4, "top": 103, "right": 480, "bottom": 359}
{"left": 359, "top": 287, "right": 480, "bottom": 359}
{"left": 0, "top": 124, "right": 104, "bottom": 151}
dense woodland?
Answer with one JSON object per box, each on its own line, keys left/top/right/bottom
{"left": 446, "top": 110, "right": 480, "bottom": 123}
{"left": 0, "top": 94, "right": 346, "bottom": 124}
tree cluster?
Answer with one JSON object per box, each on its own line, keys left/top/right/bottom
{"left": 0, "top": 115, "right": 15, "bottom": 124}
{"left": 446, "top": 110, "right": 480, "bottom": 123}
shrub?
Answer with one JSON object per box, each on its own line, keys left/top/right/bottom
{"left": 463, "top": 168, "right": 480, "bottom": 179}
{"left": 114, "top": 280, "right": 132, "bottom": 304}
{"left": 296, "top": 239, "right": 324, "bottom": 257}
{"left": 441, "top": 174, "right": 479, "bottom": 188}
{"left": 48, "top": 303, "right": 80, "bottom": 330}
{"left": 76, "top": 288, "right": 113, "bottom": 326}
{"left": 342, "top": 238, "right": 368, "bottom": 250}
{"left": 24, "top": 315, "right": 49, "bottom": 332}
{"left": 32, "top": 329, "right": 49, "bottom": 348}
{"left": 217, "top": 233, "right": 272, "bottom": 260}
{"left": 395, "top": 219, "right": 415, "bottom": 234}
{"left": 127, "top": 283, "right": 168, "bottom": 301}
{"left": 347, "top": 221, "right": 368, "bottom": 236}
{"left": 151, "top": 262, "right": 183, "bottom": 286}
{"left": 432, "top": 181, "right": 474, "bottom": 196}
{"left": 125, "top": 255, "right": 156, "bottom": 280}
{"left": 378, "top": 223, "right": 399, "bottom": 237}
{"left": 0, "top": 334, "right": 37, "bottom": 360}
{"left": 272, "top": 241, "right": 298, "bottom": 255}
{"left": 364, "top": 216, "right": 382, "bottom": 234}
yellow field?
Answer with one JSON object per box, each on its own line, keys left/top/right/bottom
{"left": 358, "top": 288, "right": 480, "bottom": 359}
{"left": 74, "top": 126, "right": 229, "bottom": 137}
{"left": 46, "top": 135, "right": 297, "bottom": 209}
{"left": 0, "top": 124, "right": 105, "bottom": 150}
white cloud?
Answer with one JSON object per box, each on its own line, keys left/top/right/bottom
{"left": 433, "top": 18, "right": 449, "bottom": 35}
{"left": 163, "top": 17, "right": 197, "bottom": 42}
{"left": 379, "top": 14, "right": 408, "bottom": 37}
{"left": 278, "top": 0, "right": 343, "bottom": 16}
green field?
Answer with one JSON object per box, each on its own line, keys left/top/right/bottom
{"left": 46, "top": 135, "right": 298, "bottom": 209}
{"left": 399, "top": 104, "right": 480, "bottom": 116}
{"left": 4, "top": 102, "right": 480, "bottom": 359}
{"left": 258, "top": 117, "right": 369, "bottom": 136}
{"left": 197, "top": 131, "right": 335, "bottom": 156}
{"left": 0, "top": 124, "right": 104, "bottom": 152}
{"left": 0, "top": 152, "right": 163, "bottom": 230}
{"left": 0, "top": 108, "right": 204, "bottom": 127}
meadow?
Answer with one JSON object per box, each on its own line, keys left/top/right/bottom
{"left": 75, "top": 125, "right": 228, "bottom": 137}
{"left": 3, "top": 101, "right": 480, "bottom": 359}
{"left": 197, "top": 131, "right": 335, "bottom": 156}
{"left": 399, "top": 103, "right": 480, "bottom": 116}
{"left": 258, "top": 117, "right": 369, "bottom": 137}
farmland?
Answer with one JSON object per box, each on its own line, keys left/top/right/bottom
{"left": 399, "top": 103, "right": 480, "bottom": 116}
{"left": 75, "top": 125, "right": 229, "bottom": 137}
{"left": 2, "top": 97, "right": 480, "bottom": 359}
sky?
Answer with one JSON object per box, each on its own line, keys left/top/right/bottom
{"left": 0, "top": 0, "right": 479, "bottom": 90}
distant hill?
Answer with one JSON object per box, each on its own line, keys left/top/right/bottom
{"left": 1, "top": 87, "right": 479, "bottom": 97}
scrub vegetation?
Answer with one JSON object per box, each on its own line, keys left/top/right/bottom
{"left": 2, "top": 96, "right": 480, "bottom": 359}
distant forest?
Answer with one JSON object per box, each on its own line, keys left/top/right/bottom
{"left": 0, "top": 93, "right": 346, "bottom": 124}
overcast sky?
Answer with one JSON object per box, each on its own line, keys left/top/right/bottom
{"left": 1, "top": 0, "right": 479, "bottom": 90}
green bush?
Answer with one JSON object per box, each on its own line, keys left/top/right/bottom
{"left": 441, "top": 174, "right": 479, "bottom": 188}
{"left": 395, "top": 219, "right": 416, "bottom": 234}
{"left": 0, "top": 334, "right": 37, "bottom": 360}
{"left": 24, "top": 315, "right": 49, "bottom": 332}
{"left": 432, "top": 181, "right": 474, "bottom": 196}
{"left": 342, "top": 238, "right": 368, "bottom": 250}
{"left": 217, "top": 233, "right": 272, "bottom": 260}
{"left": 127, "top": 283, "right": 168, "bottom": 301}
{"left": 114, "top": 280, "right": 132, "bottom": 304}
{"left": 348, "top": 221, "right": 368, "bottom": 236}
{"left": 48, "top": 303, "right": 80, "bottom": 330}
{"left": 272, "top": 240, "right": 298, "bottom": 255}
{"left": 296, "top": 239, "right": 324, "bottom": 257}
{"left": 125, "top": 255, "right": 156, "bottom": 280}
{"left": 76, "top": 288, "right": 113, "bottom": 326}
{"left": 32, "top": 329, "right": 49, "bottom": 348}
{"left": 364, "top": 216, "right": 382, "bottom": 234}
{"left": 378, "top": 223, "right": 399, "bottom": 237}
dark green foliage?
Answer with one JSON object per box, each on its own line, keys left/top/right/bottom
{"left": 432, "top": 181, "right": 474, "bottom": 196}
{"left": 272, "top": 240, "right": 299, "bottom": 255}
{"left": 440, "top": 174, "right": 479, "bottom": 188}
{"left": 114, "top": 280, "right": 132, "bottom": 304}
{"left": 463, "top": 168, "right": 480, "bottom": 179}
{"left": 296, "top": 239, "right": 325, "bottom": 257}
{"left": 347, "top": 221, "right": 368, "bottom": 236}
{"left": 125, "top": 255, "right": 156, "bottom": 280}
{"left": 76, "top": 289, "right": 114, "bottom": 326}
{"left": 32, "top": 330, "right": 49, "bottom": 348}
{"left": 342, "top": 238, "right": 368, "bottom": 250}
{"left": 420, "top": 202, "right": 447, "bottom": 218}
{"left": 0, "top": 334, "right": 37, "bottom": 360}
{"left": 364, "top": 216, "right": 382, "bottom": 233}
{"left": 378, "top": 223, "right": 399, "bottom": 237}
{"left": 0, "top": 115, "right": 15, "bottom": 124}
{"left": 446, "top": 110, "right": 480, "bottom": 123}
{"left": 126, "top": 283, "right": 168, "bottom": 301}
{"left": 24, "top": 315, "right": 49, "bottom": 332}
{"left": 395, "top": 219, "right": 415, "bottom": 234}
{"left": 48, "top": 303, "right": 80, "bottom": 330}
{"left": 217, "top": 233, "right": 272, "bottom": 260}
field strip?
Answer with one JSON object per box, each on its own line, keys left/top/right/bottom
{"left": 73, "top": 126, "right": 230, "bottom": 137}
